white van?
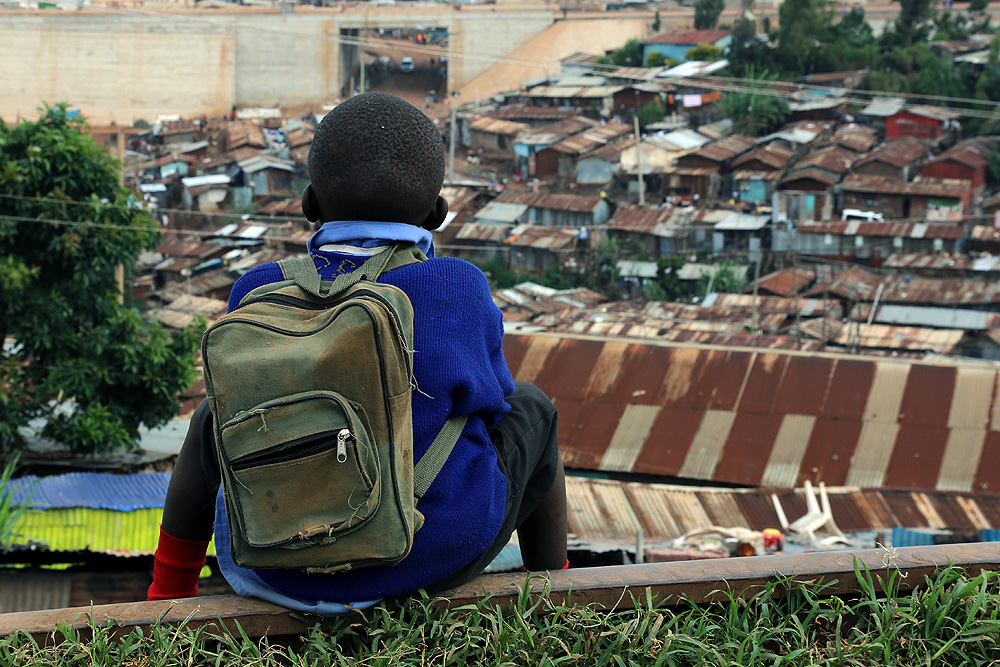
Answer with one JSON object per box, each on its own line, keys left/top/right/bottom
{"left": 841, "top": 208, "right": 884, "bottom": 222}
{"left": 400, "top": 57, "right": 415, "bottom": 74}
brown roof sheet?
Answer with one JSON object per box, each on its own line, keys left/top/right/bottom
{"left": 881, "top": 253, "right": 975, "bottom": 272}
{"left": 750, "top": 268, "right": 816, "bottom": 298}
{"left": 504, "top": 332, "right": 1000, "bottom": 491}
{"left": 806, "top": 266, "right": 1000, "bottom": 306}
{"left": 899, "top": 105, "right": 963, "bottom": 122}
{"left": 485, "top": 105, "right": 579, "bottom": 122}
{"left": 695, "top": 135, "right": 757, "bottom": 163}
{"left": 548, "top": 123, "right": 632, "bottom": 156}
{"left": 779, "top": 167, "right": 839, "bottom": 186}
{"left": 840, "top": 174, "right": 972, "bottom": 198}
{"left": 505, "top": 225, "right": 578, "bottom": 250}
{"left": 971, "top": 225, "right": 1000, "bottom": 243}
{"left": 467, "top": 116, "right": 531, "bottom": 137}
{"left": 798, "top": 221, "right": 964, "bottom": 240}
{"left": 223, "top": 122, "right": 267, "bottom": 150}
{"left": 645, "top": 29, "right": 732, "bottom": 45}
{"left": 853, "top": 137, "right": 930, "bottom": 170}
{"left": 834, "top": 127, "right": 880, "bottom": 153}
{"left": 518, "top": 117, "right": 595, "bottom": 143}
{"left": 154, "top": 238, "right": 221, "bottom": 259}
{"left": 256, "top": 197, "right": 303, "bottom": 216}
{"left": 730, "top": 143, "right": 795, "bottom": 171}
{"left": 922, "top": 139, "right": 995, "bottom": 170}
{"left": 790, "top": 145, "right": 857, "bottom": 175}
{"left": 607, "top": 204, "right": 674, "bottom": 234}
{"left": 495, "top": 191, "right": 604, "bottom": 213}
{"left": 565, "top": 479, "right": 1000, "bottom": 548}
{"left": 456, "top": 222, "right": 512, "bottom": 243}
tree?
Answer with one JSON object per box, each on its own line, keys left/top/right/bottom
{"left": 638, "top": 98, "right": 667, "bottom": 128}
{"left": 699, "top": 261, "right": 748, "bottom": 295}
{"left": 0, "top": 106, "right": 202, "bottom": 454}
{"left": 718, "top": 68, "right": 791, "bottom": 135}
{"left": 775, "top": 0, "right": 835, "bottom": 75}
{"left": 646, "top": 255, "right": 687, "bottom": 302}
{"left": 987, "top": 144, "right": 1000, "bottom": 190}
{"left": 611, "top": 38, "right": 645, "bottom": 67}
{"left": 694, "top": 0, "right": 725, "bottom": 30}
{"left": 686, "top": 43, "right": 723, "bottom": 61}
{"left": 726, "top": 17, "right": 774, "bottom": 76}
{"left": 652, "top": 9, "right": 662, "bottom": 32}
{"left": 891, "top": 0, "right": 937, "bottom": 47}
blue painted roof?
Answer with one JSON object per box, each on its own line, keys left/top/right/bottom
{"left": 4, "top": 472, "right": 170, "bottom": 511}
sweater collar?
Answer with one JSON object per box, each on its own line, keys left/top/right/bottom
{"left": 307, "top": 221, "right": 434, "bottom": 257}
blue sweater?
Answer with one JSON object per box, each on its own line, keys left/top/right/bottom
{"left": 215, "top": 249, "right": 515, "bottom": 602}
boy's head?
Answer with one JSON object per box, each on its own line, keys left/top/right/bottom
{"left": 303, "top": 92, "right": 448, "bottom": 230}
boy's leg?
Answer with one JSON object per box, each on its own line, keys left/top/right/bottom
{"left": 494, "top": 382, "right": 567, "bottom": 570}
{"left": 517, "top": 456, "right": 567, "bottom": 570}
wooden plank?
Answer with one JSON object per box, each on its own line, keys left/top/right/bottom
{"left": 2, "top": 542, "right": 998, "bottom": 644}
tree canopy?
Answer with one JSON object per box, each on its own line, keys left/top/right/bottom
{"left": 694, "top": 0, "right": 725, "bottom": 31}
{"left": 0, "top": 106, "right": 202, "bottom": 454}
{"left": 718, "top": 69, "right": 791, "bottom": 136}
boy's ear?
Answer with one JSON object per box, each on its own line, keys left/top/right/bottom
{"left": 420, "top": 195, "right": 449, "bottom": 232}
{"left": 301, "top": 184, "right": 322, "bottom": 223}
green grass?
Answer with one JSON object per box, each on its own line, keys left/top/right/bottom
{"left": 3, "top": 563, "right": 1000, "bottom": 666}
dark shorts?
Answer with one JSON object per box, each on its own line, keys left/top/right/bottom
{"left": 195, "top": 381, "right": 560, "bottom": 594}
{"left": 424, "top": 381, "right": 560, "bottom": 594}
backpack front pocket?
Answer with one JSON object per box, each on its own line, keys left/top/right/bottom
{"left": 219, "top": 391, "right": 381, "bottom": 549}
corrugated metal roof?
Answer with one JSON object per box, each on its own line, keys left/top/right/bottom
{"left": 5, "top": 472, "right": 170, "bottom": 510}
{"left": 456, "top": 222, "right": 513, "bottom": 242}
{"left": 486, "top": 105, "right": 578, "bottom": 122}
{"left": 474, "top": 200, "right": 530, "bottom": 224}
{"left": 832, "top": 323, "right": 964, "bottom": 354}
{"left": 864, "top": 303, "right": 999, "bottom": 330}
{"left": 548, "top": 123, "right": 632, "bottom": 156}
{"left": 565, "top": 477, "right": 1000, "bottom": 548}
{"left": 840, "top": 174, "right": 971, "bottom": 198}
{"left": 971, "top": 225, "right": 1000, "bottom": 243}
{"left": 798, "top": 221, "right": 964, "bottom": 240}
{"left": 495, "top": 191, "right": 604, "bottom": 213}
{"left": 504, "top": 332, "right": 1000, "bottom": 491}
{"left": 853, "top": 137, "right": 930, "bottom": 169}
{"left": 807, "top": 267, "right": 1000, "bottom": 307}
{"left": 467, "top": 116, "right": 531, "bottom": 136}
{"left": 505, "top": 225, "right": 578, "bottom": 250}
{"left": 731, "top": 143, "right": 795, "bottom": 170}
{"left": 693, "top": 135, "right": 757, "bottom": 163}
{"left": 882, "top": 253, "right": 972, "bottom": 271}
{"left": 607, "top": 204, "right": 675, "bottom": 235}
{"left": 646, "top": 29, "right": 732, "bottom": 45}
{"left": 861, "top": 97, "right": 906, "bottom": 117}
{"left": 751, "top": 268, "right": 815, "bottom": 297}
{"left": 834, "top": 126, "right": 879, "bottom": 153}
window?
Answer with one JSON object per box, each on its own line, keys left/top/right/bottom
{"left": 933, "top": 238, "right": 944, "bottom": 252}
{"left": 893, "top": 237, "right": 903, "bottom": 249}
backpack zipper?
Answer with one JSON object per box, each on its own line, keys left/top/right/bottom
{"left": 230, "top": 429, "right": 350, "bottom": 471}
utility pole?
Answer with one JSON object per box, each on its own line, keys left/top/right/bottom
{"left": 449, "top": 95, "right": 458, "bottom": 182}
{"left": 634, "top": 115, "right": 644, "bottom": 206}
{"left": 359, "top": 10, "right": 368, "bottom": 94}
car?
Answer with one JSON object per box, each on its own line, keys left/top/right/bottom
{"left": 841, "top": 208, "right": 884, "bottom": 222}
{"left": 400, "top": 57, "right": 415, "bottom": 73}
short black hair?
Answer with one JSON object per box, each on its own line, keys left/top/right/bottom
{"left": 308, "top": 92, "right": 445, "bottom": 225}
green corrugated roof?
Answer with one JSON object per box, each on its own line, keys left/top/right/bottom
{"left": 14, "top": 509, "right": 217, "bottom": 556}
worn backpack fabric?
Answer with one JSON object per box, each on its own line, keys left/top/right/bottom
{"left": 201, "top": 243, "right": 466, "bottom": 573}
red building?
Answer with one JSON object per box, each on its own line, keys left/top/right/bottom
{"left": 885, "top": 106, "right": 960, "bottom": 141}
{"left": 918, "top": 137, "right": 996, "bottom": 196}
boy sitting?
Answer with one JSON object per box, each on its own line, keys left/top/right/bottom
{"left": 148, "top": 92, "right": 567, "bottom": 613}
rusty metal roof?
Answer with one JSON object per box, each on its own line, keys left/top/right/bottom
{"left": 779, "top": 168, "right": 839, "bottom": 186}
{"left": 256, "top": 198, "right": 303, "bottom": 216}
{"left": 692, "top": 135, "right": 757, "bottom": 163}
{"left": 882, "top": 253, "right": 972, "bottom": 271}
{"left": 456, "top": 222, "right": 512, "bottom": 242}
{"left": 834, "top": 126, "right": 879, "bottom": 153}
{"left": 148, "top": 295, "right": 228, "bottom": 330}
{"left": 750, "top": 268, "right": 816, "bottom": 297}
{"left": 565, "top": 477, "right": 1000, "bottom": 547}
{"left": 486, "top": 105, "right": 579, "bottom": 122}
{"left": 898, "top": 106, "right": 963, "bottom": 122}
{"left": 831, "top": 323, "right": 965, "bottom": 354}
{"left": 921, "top": 139, "right": 994, "bottom": 170}
{"left": 504, "top": 332, "right": 1000, "bottom": 492}
{"left": 789, "top": 145, "right": 857, "bottom": 175}
{"left": 548, "top": 123, "right": 632, "bottom": 156}
{"left": 496, "top": 191, "right": 605, "bottom": 213}
{"left": 223, "top": 122, "right": 267, "bottom": 150}
{"left": 505, "top": 225, "right": 578, "bottom": 250}
{"left": 517, "top": 117, "right": 596, "bottom": 145}
{"left": 154, "top": 238, "right": 221, "bottom": 259}
{"left": 645, "top": 29, "right": 732, "bottom": 45}
{"left": 971, "top": 225, "right": 1000, "bottom": 243}
{"left": 840, "top": 174, "right": 972, "bottom": 198}
{"left": 731, "top": 143, "right": 794, "bottom": 171}
{"left": 806, "top": 267, "right": 1000, "bottom": 306}
{"left": 853, "top": 137, "right": 929, "bottom": 170}
{"left": 467, "top": 116, "right": 531, "bottom": 137}
{"left": 798, "top": 221, "right": 964, "bottom": 240}
{"left": 697, "top": 293, "right": 841, "bottom": 318}
{"left": 607, "top": 204, "right": 675, "bottom": 235}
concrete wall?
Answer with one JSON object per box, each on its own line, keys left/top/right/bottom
{"left": 0, "top": 6, "right": 553, "bottom": 124}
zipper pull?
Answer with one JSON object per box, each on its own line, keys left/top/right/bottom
{"left": 336, "top": 429, "right": 350, "bottom": 463}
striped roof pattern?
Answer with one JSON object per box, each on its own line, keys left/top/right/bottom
{"left": 503, "top": 333, "right": 1000, "bottom": 493}
{"left": 5, "top": 472, "right": 170, "bottom": 510}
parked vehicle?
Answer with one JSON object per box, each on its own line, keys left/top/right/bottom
{"left": 400, "top": 57, "right": 415, "bottom": 74}
{"left": 841, "top": 208, "right": 884, "bottom": 222}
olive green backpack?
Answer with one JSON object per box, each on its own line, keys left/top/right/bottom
{"left": 201, "top": 244, "right": 466, "bottom": 573}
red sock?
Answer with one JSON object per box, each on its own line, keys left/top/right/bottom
{"left": 147, "top": 526, "right": 211, "bottom": 601}
{"left": 521, "top": 559, "right": 570, "bottom": 572}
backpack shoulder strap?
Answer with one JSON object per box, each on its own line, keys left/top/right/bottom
{"left": 413, "top": 415, "right": 468, "bottom": 500}
{"left": 278, "top": 243, "right": 427, "bottom": 299}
